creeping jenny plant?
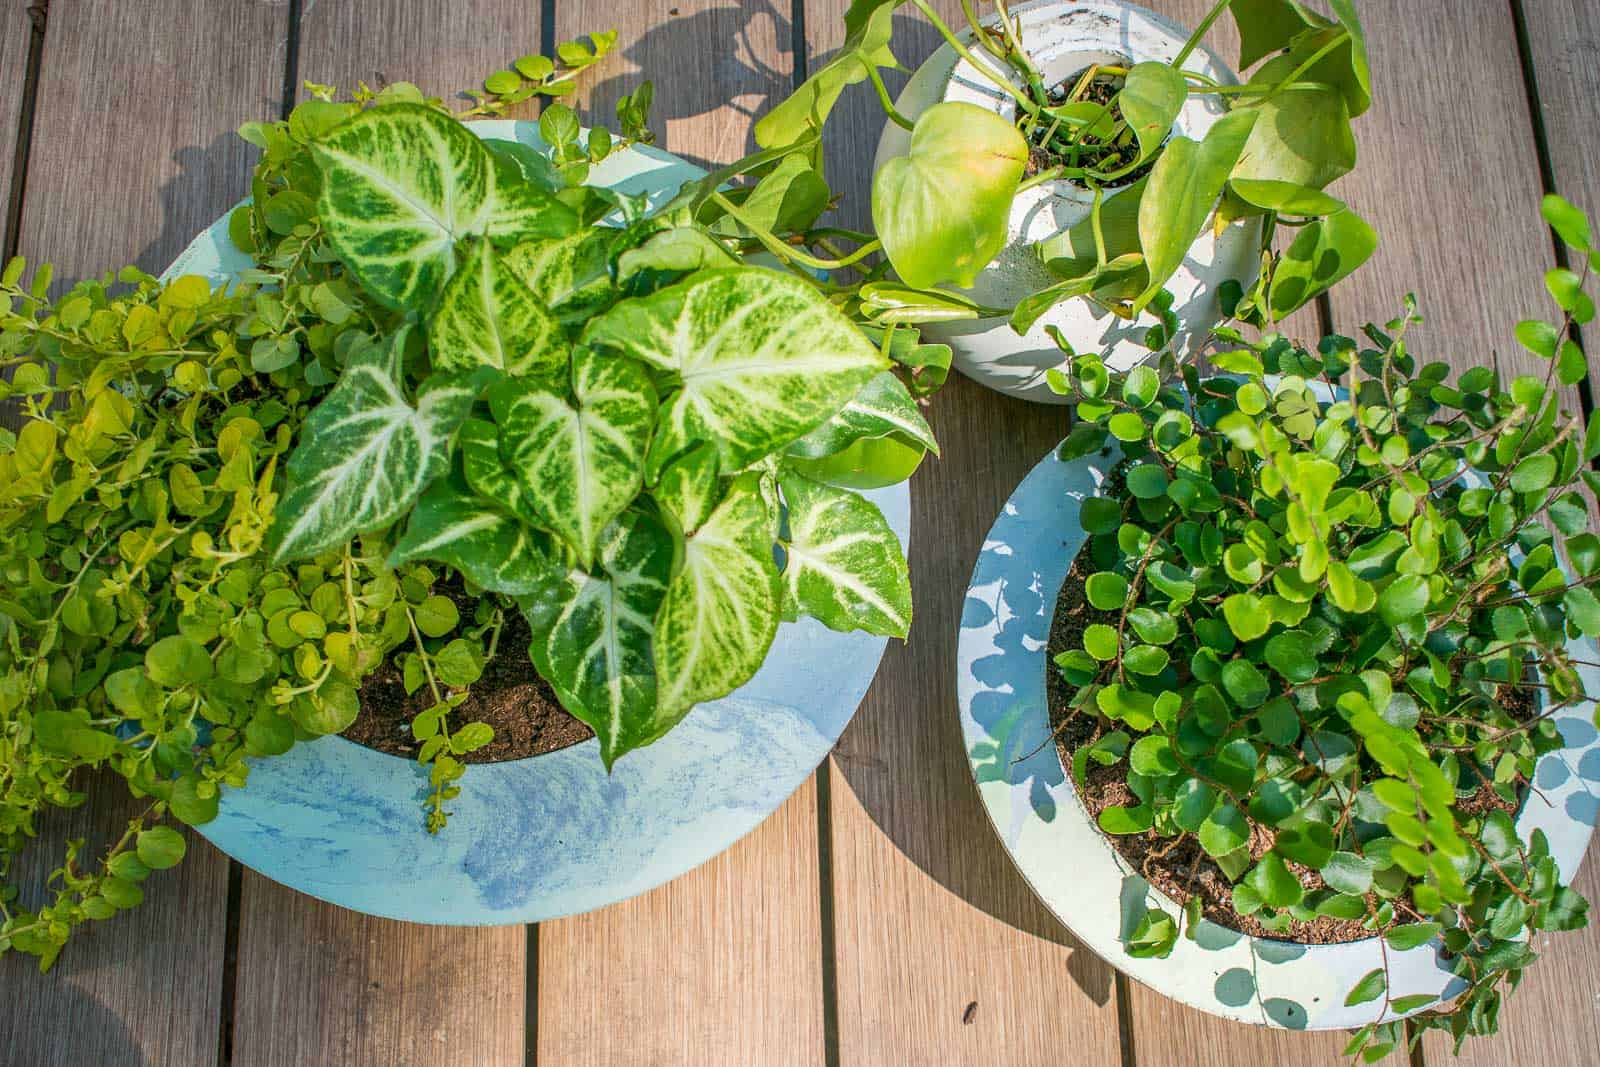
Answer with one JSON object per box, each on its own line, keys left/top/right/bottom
{"left": 1048, "top": 196, "right": 1600, "bottom": 1058}
{"left": 761, "top": 0, "right": 1376, "bottom": 335}
{"left": 0, "top": 40, "right": 946, "bottom": 970}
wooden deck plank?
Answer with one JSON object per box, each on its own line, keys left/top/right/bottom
{"left": 231, "top": 873, "right": 526, "bottom": 1067}
{"left": 0, "top": 2, "right": 31, "bottom": 245}
{"left": 799, "top": 2, "right": 1111, "bottom": 1063}
{"left": 1325, "top": 4, "right": 1600, "bottom": 1064}
{"left": 226, "top": 5, "right": 539, "bottom": 1066}
{"left": 0, "top": 2, "right": 286, "bottom": 1064}
{"left": 1, "top": 2, "right": 36, "bottom": 431}
{"left": 537, "top": 782, "right": 825, "bottom": 1066}
{"left": 1522, "top": 0, "right": 1600, "bottom": 228}
{"left": 534, "top": 6, "right": 827, "bottom": 1065}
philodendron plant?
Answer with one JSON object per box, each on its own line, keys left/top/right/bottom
{"left": 758, "top": 0, "right": 1376, "bottom": 336}
{"left": 0, "top": 38, "right": 945, "bottom": 971}
{"left": 265, "top": 101, "right": 932, "bottom": 766}
{"left": 1047, "top": 197, "right": 1599, "bottom": 1058}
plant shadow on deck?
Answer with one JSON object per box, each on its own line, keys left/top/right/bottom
{"left": 569, "top": 2, "right": 797, "bottom": 174}
{"left": 829, "top": 373, "right": 1117, "bottom": 1007}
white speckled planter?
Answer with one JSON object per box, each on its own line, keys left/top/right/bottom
{"left": 874, "top": 0, "right": 1262, "bottom": 403}
{"left": 956, "top": 441, "right": 1600, "bottom": 1028}
{"left": 163, "top": 121, "right": 910, "bottom": 924}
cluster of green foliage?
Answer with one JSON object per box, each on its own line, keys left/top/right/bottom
{"left": 761, "top": 0, "right": 1375, "bottom": 336}
{"left": 264, "top": 99, "right": 936, "bottom": 766}
{"left": 0, "top": 57, "right": 658, "bottom": 969}
{"left": 1049, "top": 195, "right": 1599, "bottom": 1058}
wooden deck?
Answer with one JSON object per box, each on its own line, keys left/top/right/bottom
{"left": 2, "top": 1, "right": 1598, "bottom": 1064}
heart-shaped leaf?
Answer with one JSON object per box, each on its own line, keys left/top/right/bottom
{"left": 490, "top": 348, "right": 655, "bottom": 567}
{"left": 873, "top": 101, "right": 1028, "bottom": 289}
{"left": 427, "top": 238, "right": 566, "bottom": 379}
{"left": 582, "top": 267, "right": 885, "bottom": 474}
{"left": 312, "top": 103, "right": 575, "bottom": 310}
{"left": 524, "top": 508, "right": 675, "bottom": 768}
{"left": 787, "top": 371, "right": 939, "bottom": 460}
{"left": 654, "top": 474, "right": 782, "bottom": 721}
{"left": 1119, "top": 62, "right": 1186, "bottom": 162}
{"left": 754, "top": 0, "right": 898, "bottom": 148}
{"left": 1230, "top": 75, "right": 1355, "bottom": 195}
{"left": 779, "top": 472, "right": 910, "bottom": 637}
{"left": 1268, "top": 207, "right": 1377, "bottom": 321}
{"left": 1133, "top": 109, "right": 1258, "bottom": 313}
{"left": 389, "top": 472, "right": 563, "bottom": 596}
{"left": 506, "top": 228, "right": 616, "bottom": 325}
{"left": 269, "top": 330, "right": 477, "bottom": 563}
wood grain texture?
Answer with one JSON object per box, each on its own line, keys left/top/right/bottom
{"left": 231, "top": 871, "right": 526, "bottom": 1067}
{"left": 226, "top": 5, "right": 535, "bottom": 1065}
{"left": 0, "top": 2, "right": 284, "bottom": 1064}
{"left": 291, "top": 0, "right": 543, "bottom": 106}
{"left": 1522, "top": 0, "right": 1600, "bottom": 228}
{"left": 1, "top": 1, "right": 35, "bottom": 431}
{"left": 0, "top": 1, "right": 30, "bottom": 241}
{"left": 1328, "top": 1, "right": 1550, "bottom": 376}
{"left": 537, "top": 781, "right": 825, "bottom": 1066}
{"left": 536, "top": 6, "right": 826, "bottom": 1066}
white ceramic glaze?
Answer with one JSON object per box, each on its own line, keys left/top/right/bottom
{"left": 162, "top": 121, "right": 911, "bottom": 923}
{"left": 956, "top": 442, "right": 1600, "bottom": 1028}
{"left": 874, "top": 0, "right": 1262, "bottom": 402}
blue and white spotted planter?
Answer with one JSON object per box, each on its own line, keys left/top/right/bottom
{"left": 956, "top": 441, "right": 1600, "bottom": 1028}
{"left": 163, "top": 122, "right": 909, "bottom": 923}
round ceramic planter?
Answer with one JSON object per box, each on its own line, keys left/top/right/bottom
{"left": 162, "top": 121, "right": 911, "bottom": 924}
{"left": 956, "top": 441, "right": 1600, "bottom": 1028}
{"left": 874, "top": 0, "right": 1262, "bottom": 403}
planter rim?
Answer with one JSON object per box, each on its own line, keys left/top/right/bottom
{"left": 955, "top": 435, "right": 1600, "bottom": 1029}
{"left": 165, "top": 120, "right": 910, "bottom": 924}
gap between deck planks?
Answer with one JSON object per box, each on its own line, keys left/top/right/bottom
{"left": 0, "top": 3, "right": 284, "bottom": 1065}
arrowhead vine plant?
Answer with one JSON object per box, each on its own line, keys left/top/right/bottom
{"left": 0, "top": 36, "right": 946, "bottom": 970}
{"left": 1046, "top": 196, "right": 1599, "bottom": 1058}
{"left": 758, "top": 0, "right": 1377, "bottom": 336}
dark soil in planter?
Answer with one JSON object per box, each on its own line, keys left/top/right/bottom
{"left": 344, "top": 583, "right": 593, "bottom": 763}
{"left": 1045, "top": 544, "right": 1530, "bottom": 945}
{"left": 1022, "top": 67, "right": 1161, "bottom": 189}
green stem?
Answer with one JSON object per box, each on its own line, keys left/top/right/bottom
{"left": 1172, "top": 0, "right": 1232, "bottom": 67}
{"left": 709, "top": 192, "right": 882, "bottom": 270}
{"left": 908, "top": 0, "right": 1041, "bottom": 117}
{"left": 867, "top": 66, "right": 915, "bottom": 132}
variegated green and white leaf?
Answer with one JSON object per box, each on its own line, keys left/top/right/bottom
{"left": 460, "top": 417, "right": 539, "bottom": 524}
{"left": 581, "top": 267, "right": 887, "bottom": 475}
{"left": 652, "top": 443, "right": 724, "bottom": 535}
{"left": 312, "top": 103, "right": 574, "bottom": 311}
{"left": 269, "top": 329, "right": 477, "bottom": 563}
{"left": 523, "top": 508, "right": 675, "bottom": 769}
{"left": 505, "top": 229, "right": 615, "bottom": 325}
{"left": 389, "top": 472, "right": 562, "bottom": 596}
{"left": 489, "top": 349, "right": 655, "bottom": 567}
{"left": 786, "top": 371, "right": 938, "bottom": 460}
{"left": 654, "top": 474, "right": 781, "bottom": 721}
{"left": 780, "top": 472, "right": 911, "bottom": 638}
{"left": 427, "top": 238, "right": 567, "bottom": 380}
